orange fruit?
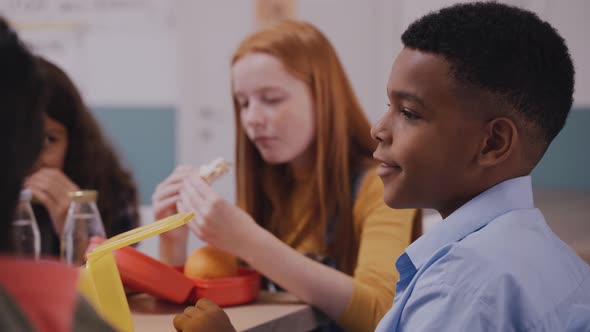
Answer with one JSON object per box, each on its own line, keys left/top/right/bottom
{"left": 184, "top": 246, "right": 238, "bottom": 279}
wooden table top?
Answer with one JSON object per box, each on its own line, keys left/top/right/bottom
{"left": 130, "top": 291, "right": 325, "bottom": 332}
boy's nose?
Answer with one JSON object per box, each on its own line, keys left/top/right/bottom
{"left": 371, "top": 112, "right": 391, "bottom": 143}
{"left": 370, "top": 125, "right": 382, "bottom": 143}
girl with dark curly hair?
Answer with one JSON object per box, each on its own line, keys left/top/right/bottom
{"left": 25, "top": 57, "right": 140, "bottom": 256}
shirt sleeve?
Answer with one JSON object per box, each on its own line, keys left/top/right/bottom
{"left": 395, "top": 247, "right": 521, "bottom": 332}
{"left": 337, "top": 168, "right": 416, "bottom": 332}
{"left": 398, "top": 283, "right": 498, "bottom": 332}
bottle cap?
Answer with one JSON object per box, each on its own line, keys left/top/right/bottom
{"left": 68, "top": 190, "right": 98, "bottom": 202}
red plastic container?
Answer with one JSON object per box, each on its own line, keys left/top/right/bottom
{"left": 90, "top": 236, "right": 194, "bottom": 303}
{"left": 91, "top": 237, "right": 260, "bottom": 306}
{"left": 182, "top": 267, "right": 260, "bottom": 307}
{"left": 114, "top": 246, "right": 195, "bottom": 303}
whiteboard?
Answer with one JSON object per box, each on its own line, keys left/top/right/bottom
{"left": 1, "top": 0, "right": 178, "bottom": 106}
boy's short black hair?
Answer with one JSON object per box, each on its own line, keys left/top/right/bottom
{"left": 402, "top": 1, "right": 574, "bottom": 164}
{"left": 0, "top": 17, "right": 44, "bottom": 253}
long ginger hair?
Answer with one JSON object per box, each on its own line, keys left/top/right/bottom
{"left": 232, "top": 20, "right": 377, "bottom": 273}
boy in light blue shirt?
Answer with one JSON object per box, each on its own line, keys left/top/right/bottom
{"left": 172, "top": 2, "right": 590, "bottom": 332}
{"left": 372, "top": 2, "right": 590, "bottom": 331}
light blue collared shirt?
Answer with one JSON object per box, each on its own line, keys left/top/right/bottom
{"left": 375, "top": 176, "right": 590, "bottom": 331}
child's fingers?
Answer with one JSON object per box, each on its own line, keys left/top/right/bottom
{"left": 174, "top": 165, "right": 194, "bottom": 173}
{"left": 172, "top": 307, "right": 194, "bottom": 330}
{"left": 152, "top": 183, "right": 183, "bottom": 202}
{"left": 195, "top": 298, "right": 221, "bottom": 311}
{"left": 27, "top": 175, "right": 71, "bottom": 206}
{"left": 188, "top": 172, "right": 217, "bottom": 198}
{"left": 181, "top": 179, "right": 207, "bottom": 206}
{"left": 155, "top": 168, "right": 193, "bottom": 192}
{"left": 178, "top": 192, "right": 204, "bottom": 226}
{"left": 28, "top": 185, "right": 58, "bottom": 208}
{"left": 176, "top": 201, "right": 185, "bottom": 213}
{"left": 153, "top": 195, "right": 178, "bottom": 216}
{"left": 36, "top": 168, "right": 78, "bottom": 193}
{"left": 187, "top": 219, "right": 205, "bottom": 240}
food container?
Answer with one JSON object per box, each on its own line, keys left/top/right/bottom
{"left": 179, "top": 266, "right": 260, "bottom": 307}
{"left": 106, "top": 240, "right": 195, "bottom": 303}
{"left": 91, "top": 233, "right": 260, "bottom": 307}
{"left": 78, "top": 212, "right": 195, "bottom": 332}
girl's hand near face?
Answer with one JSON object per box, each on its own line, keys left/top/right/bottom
{"left": 178, "top": 170, "right": 262, "bottom": 257}
{"left": 25, "top": 168, "right": 79, "bottom": 235}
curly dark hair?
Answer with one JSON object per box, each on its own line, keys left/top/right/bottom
{"left": 37, "top": 57, "right": 139, "bottom": 237}
{"left": 0, "top": 18, "right": 44, "bottom": 252}
{"left": 401, "top": 1, "right": 574, "bottom": 164}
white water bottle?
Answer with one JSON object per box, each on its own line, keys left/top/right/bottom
{"left": 61, "top": 190, "right": 106, "bottom": 266}
{"left": 12, "top": 189, "right": 41, "bottom": 259}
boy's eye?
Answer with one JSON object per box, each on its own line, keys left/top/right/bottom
{"left": 400, "top": 107, "right": 420, "bottom": 120}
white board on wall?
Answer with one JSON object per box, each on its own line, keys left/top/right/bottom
{"left": 1, "top": 0, "right": 178, "bottom": 106}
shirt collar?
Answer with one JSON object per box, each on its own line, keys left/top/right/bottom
{"left": 405, "top": 175, "right": 535, "bottom": 270}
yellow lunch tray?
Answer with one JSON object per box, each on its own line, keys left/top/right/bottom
{"left": 77, "top": 212, "right": 194, "bottom": 332}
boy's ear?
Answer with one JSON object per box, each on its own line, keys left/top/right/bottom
{"left": 478, "top": 117, "right": 519, "bottom": 167}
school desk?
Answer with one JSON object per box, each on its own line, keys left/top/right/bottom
{"left": 130, "top": 291, "right": 325, "bottom": 331}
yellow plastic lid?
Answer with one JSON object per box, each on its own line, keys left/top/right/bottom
{"left": 78, "top": 212, "right": 194, "bottom": 332}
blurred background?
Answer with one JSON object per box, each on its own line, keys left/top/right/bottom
{"left": 3, "top": 0, "right": 588, "bottom": 262}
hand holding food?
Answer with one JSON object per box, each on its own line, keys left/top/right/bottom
{"left": 179, "top": 163, "right": 262, "bottom": 257}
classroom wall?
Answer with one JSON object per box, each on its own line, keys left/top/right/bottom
{"left": 3, "top": 0, "right": 178, "bottom": 204}
{"left": 4, "top": 0, "right": 590, "bottom": 211}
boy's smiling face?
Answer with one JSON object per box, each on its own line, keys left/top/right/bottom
{"left": 371, "top": 48, "right": 489, "bottom": 217}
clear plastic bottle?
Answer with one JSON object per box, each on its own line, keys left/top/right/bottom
{"left": 11, "top": 189, "right": 41, "bottom": 259}
{"left": 61, "top": 190, "right": 106, "bottom": 266}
